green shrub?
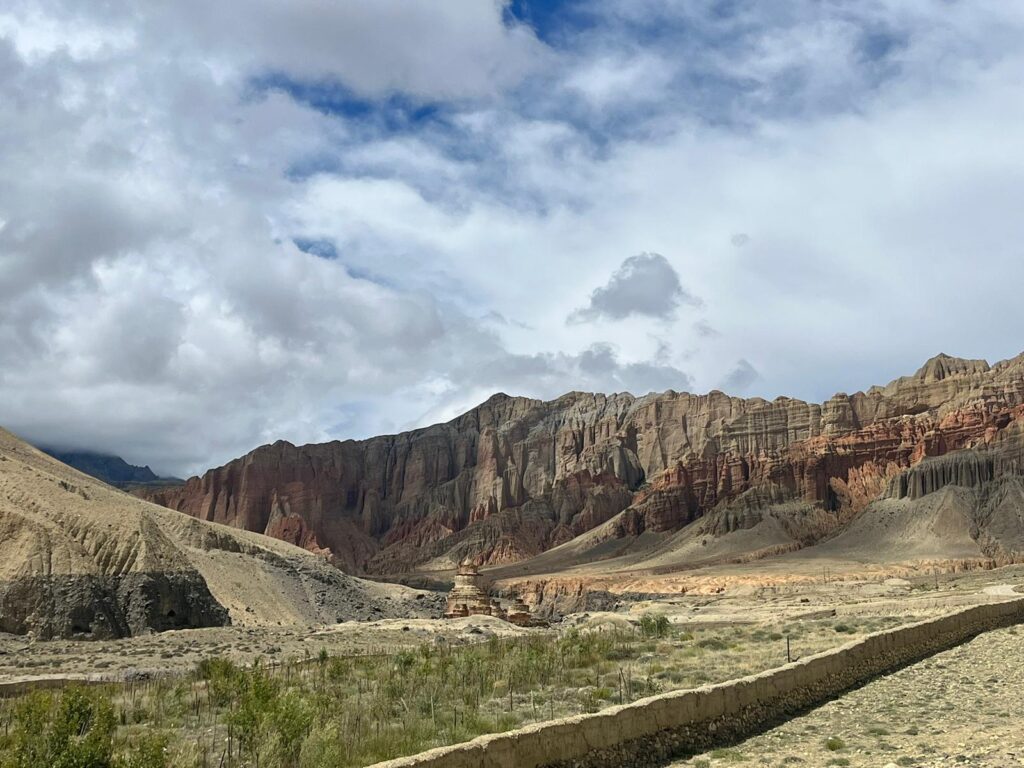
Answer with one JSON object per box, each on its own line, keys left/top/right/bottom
{"left": 274, "top": 691, "right": 314, "bottom": 765}
{"left": 638, "top": 614, "right": 671, "bottom": 638}
{"left": 696, "top": 637, "right": 729, "bottom": 651}
{"left": 116, "top": 733, "right": 168, "bottom": 768}
{"left": 825, "top": 736, "right": 847, "bottom": 751}
{"left": 196, "top": 656, "right": 241, "bottom": 707}
{"left": 298, "top": 723, "right": 345, "bottom": 768}
{"left": 2, "top": 687, "right": 116, "bottom": 768}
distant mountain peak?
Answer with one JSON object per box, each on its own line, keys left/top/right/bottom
{"left": 38, "top": 448, "right": 179, "bottom": 488}
{"left": 914, "top": 353, "right": 990, "bottom": 383}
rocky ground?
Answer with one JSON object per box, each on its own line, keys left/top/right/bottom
{"left": 2, "top": 567, "right": 1015, "bottom": 684}
{"left": 672, "top": 623, "right": 1024, "bottom": 767}
{"left": 0, "top": 615, "right": 530, "bottom": 682}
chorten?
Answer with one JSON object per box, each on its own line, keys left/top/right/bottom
{"left": 444, "top": 558, "right": 504, "bottom": 619}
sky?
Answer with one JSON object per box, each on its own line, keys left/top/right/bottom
{"left": 2, "top": 1, "right": 1024, "bottom": 477}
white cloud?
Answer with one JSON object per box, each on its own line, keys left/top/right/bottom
{"left": 2, "top": 0, "right": 1024, "bottom": 475}
{"left": 176, "top": 0, "right": 546, "bottom": 98}
{"left": 565, "top": 52, "right": 674, "bottom": 107}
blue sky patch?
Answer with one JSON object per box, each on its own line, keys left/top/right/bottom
{"left": 504, "top": 0, "right": 593, "bottom": 45}
{"left": 294, "top": 237, "right": 338, "bottom": 260}
{"left": 251, "top": 74, "right": 446, "bottom": 133}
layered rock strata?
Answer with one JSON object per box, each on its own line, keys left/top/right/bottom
{"left": 137, "top": 353, "right": 1024, "bottom": 574}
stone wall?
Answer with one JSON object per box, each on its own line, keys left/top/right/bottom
{"left": 367, "top": 598, "right": 1024, "bottom": 768}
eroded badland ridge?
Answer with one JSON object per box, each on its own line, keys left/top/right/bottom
{"left": 0, "top": 428, "right": 438, "bottom": 639}
{"left": 135, "top": 353, "right": 1024, "bottom": 581}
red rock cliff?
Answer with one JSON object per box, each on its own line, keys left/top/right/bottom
{"left": 137, "top": 353, "right": 1024, "bottom": 574}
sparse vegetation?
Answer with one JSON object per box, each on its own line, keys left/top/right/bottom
{"left": 638, "top": 613, "right": 672, "bottom": 638}
{"left": 0, "top": 615, "right": 896, "bottom": 768}
{"left": 0, "top": 687, "right": 122, "bottom": 768}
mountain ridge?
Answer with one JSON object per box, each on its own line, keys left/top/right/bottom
{"left": 135, "top": 353, "right": 1024, "bottom": 576}
{"left": 39, "top": 447, "right": 183, "bottom": 488}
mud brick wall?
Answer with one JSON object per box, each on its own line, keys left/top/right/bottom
{"left": 367, "top": 598, "right": 1024, "bottom": 768}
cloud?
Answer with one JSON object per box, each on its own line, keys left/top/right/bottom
{"left": 410, "top": 338, "right": 693, "bottom": 428}
{"left": 3, "top": 0, "right": 1024, "bottom": 477}
{"left": 693, "top": 321, "right": 720, "bottom": 339}
{"left": 568, "top": 253, "right": 700, "bottom": 324}
{"left": 720, "top": 359, "right": 760, "bottom": 394}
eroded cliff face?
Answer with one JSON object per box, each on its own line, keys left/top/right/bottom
{"left": 0, "top": 427, "right": 441, "bottom": 639}
{"left": 137, "top": 353, "right": 1024, "bottom": 574}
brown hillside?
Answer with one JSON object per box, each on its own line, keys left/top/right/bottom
{"left": 0, "top": 428, "right": 438, "bottom": 639}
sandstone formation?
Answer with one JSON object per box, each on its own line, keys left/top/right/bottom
{"left": 0, "top": 428, "right": 441, "bottom": 639}
{"left": 136, "top": 353, "right": 1024, "bottom": 576}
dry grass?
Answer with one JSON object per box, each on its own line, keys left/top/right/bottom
{"left": 0, "top": 614, "right": 906, "bottom": 768}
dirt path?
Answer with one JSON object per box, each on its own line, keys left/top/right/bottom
{"left": 982, "top": 583, "right": 1021, "bottom": 596}
{"left": 670, "top": 624, "right": 1024, "bottom": 767}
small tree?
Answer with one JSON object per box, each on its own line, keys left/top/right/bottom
{"left": 274, "top": 691, "right": 314, "bottom": 767}
{"left": 638, "top": 613, "right": 671, "bottom": 638}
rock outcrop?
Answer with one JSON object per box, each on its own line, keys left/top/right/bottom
{"left": 136, "top": 353, "right": 1024, "bottom": 575}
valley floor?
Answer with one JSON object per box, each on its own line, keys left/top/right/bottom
{"left": 2, "top": 566, "right": 1020, "bottom": 684}
{"left": 0, "top": 615, "right": 528, "bottom": 683}
{"left": 1, "top": 567, "right": 1021, "bottom": 768}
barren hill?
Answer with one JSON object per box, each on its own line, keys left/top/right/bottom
{"left": 0, "top": 428, "right": 438, "bottom": 639}
{"left": 136, "top": 353, "right": 1024, "bottom": 577}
